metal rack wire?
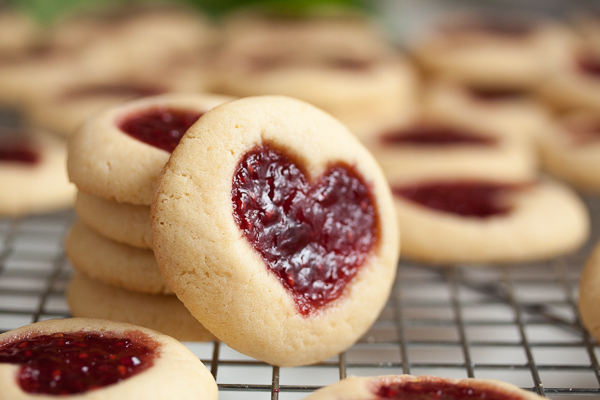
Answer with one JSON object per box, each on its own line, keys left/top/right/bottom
{"left": 0, "top": 195, "right": 599, "bottom": 399}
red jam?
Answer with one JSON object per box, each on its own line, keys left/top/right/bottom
{"left": 0, "top": 331, "right": 157, "bottom": 395}
{"left": 564, "top": 118, "right": 600, "bottom": 144}
{"left": 231, "top": 145, "right": 378, "bottom": 316}
{"left": 118, "top": 107, "right": 204, "bottom": 153}
{"left": 467, "top": 86, "right": 527, "bottom": 102}
{"left": 380, "top": 125, "right": 497, "bottom": 147}
{"left": 393, "top": 181, "right": 521, "bottom": 218}
{"left": 576, "top": 53, "right": 600, "bottom": 77}
{"left": 59, "top": 84, "right": 166, "bottom": 101}
{"left": 374, "top": 379, "right": 523, "bottom": 400}
{"left": 0, "top": 138, "right": 40, "bottom": 164}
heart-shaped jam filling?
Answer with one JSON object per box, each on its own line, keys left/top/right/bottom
{"left": 374, "top": 379, "right": 523, "bottom": 400}
{"left": 0, "top": 137, "right": 39, "bottom": 164}
{"left": 380, "top": 125, "right": 496, "bottom": 147}
{"left": 118, "top": 107, "right": 204, "bottom": 153}
{"left": 393, "top": 180, "right": 523, "bottom": 218}
{"left": 0, "top": 331, "right": 157, "bottom": 395}
{"left": 466, "top": 86, "right": 527, "bottom": 102}
{"left": 231, "top": 144, "right": 378, "bottom": 316}
{"left": 577, "top": 53, "right": 600, "bottom": 78}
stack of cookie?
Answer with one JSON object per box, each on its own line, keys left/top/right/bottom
{"left": 64, "top": 93, "right": 233, "bottom": 341}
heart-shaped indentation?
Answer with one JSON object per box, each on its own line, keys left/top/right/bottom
{"left": 231, "top": 144, "right": 378, "bottom": 316}
{"left": 0, "top": 331, "right": 156, "bottom": 395}
{"left": 393, "top": 180, "right": 524, "bottom": 218}
{"left": 118, "top": 107, "right": 203, "bottom": 153}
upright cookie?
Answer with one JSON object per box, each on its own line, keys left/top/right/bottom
{"left": 152, "top": 96, "right": 399, "bottom": 367}
{"left": 304, "top": 375, "right": 543, "bottom": 400}
{"left": 0, "top": 318, "right": 217, "bottom": 399}
{"left": 67, "top": 93, "right": 234, "bottom": 205}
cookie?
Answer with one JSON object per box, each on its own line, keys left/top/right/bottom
{"left": 67, "top": 273, "right": 215, "bottom": 342}
{"left": 361, "top": 113, "right": 536, "bottom": 182}
{"left": 578, "top": 239, "right": 600, "bottom": 343}
{"left": 75, "top": 191, "right": 152, "bottom": 249}
{"left": 0, "top": 129, "right": 76, "bottom": 217}
{"left": 65, "top": 220, "right": 171, "bottom": 294}
{"left": 303, "top": 375, "right": 543, "bottom": 400}
{"left": 67, "top": 93, "right": 234, "bottom": 205}
{"left": 539, "top": 111, "right": 600, "bottom": 194}
{"left": 388, "top": 174, "right": 589, "bottom": 264}
{"left": 412, "top": 11, "right": 575, "bottom": 89}
{"left": 0, "top": 318, "right": 217, "bottom": 399}
{"left": 151, "top": 95, "right": 399, "bottom": 367}
{"left": 0, "top": 9, "right": 38, "bottom": 58}
{"left": 214, "top": 15, "right": 418, "bottom": 135}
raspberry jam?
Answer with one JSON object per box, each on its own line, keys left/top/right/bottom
{"left": 393, "top": 181, "right": 521, "bottom": 218}
{"left": 0, "top": 138, "right": 39, "bottom": 164}
{"left": 374, "top": 379, "right": 523, "bottom": 400}
{"left": 118, "top": 107, "right": 204, "bottom": 153}
{"left": 231, "top": 145, "right": 378, "bottom": 316}
{"left": 577, "top": 53, "right": 600, "bottom": 77}
{"left": 0, "top": 331, "right": 157, "bottom": 395}
{"left": 380, "top": 125, "right": 496, "bottom": 147}
{"left": 467, "top": 86, "right": 527, "bottom": 102}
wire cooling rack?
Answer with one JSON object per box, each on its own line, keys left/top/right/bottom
{"left": 0, "top": 195, "right": 599, "bottom": 400}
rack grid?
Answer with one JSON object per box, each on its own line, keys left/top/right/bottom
{"left": 0, "top": 195, "right": 599, "bottom": 400}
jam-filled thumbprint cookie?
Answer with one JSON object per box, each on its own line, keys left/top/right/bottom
{"left": 388, "top": 174, "right": 589, "bottom": 265}
{"left": 303, "top": 375, "right": 544, "bottom": 400}
{"left": 67, "top": 93, "right": 234, "bottom": 205}
{"left": 578, "top": 240, "right": 600, "bottom": 343}
{"left": 0, "top": 318, "right": 217, "bottom": 399}
{"left": 151, "top": 96, "right": 399, "bottom": 367}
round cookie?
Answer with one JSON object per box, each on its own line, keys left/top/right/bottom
{"left": 67, "top": 93, "right": 234, "bottom": 205}
{"left": 388, "top": 174, "right": 589, "bottom": 265}
{"left": 361, "top": 113, "right": 536, "bottom": 182}
{"left": 303, "top": 375, "right": 543, "bottom": 400}
{"left": 578, "top": 239, "right": 600, "bottom": 343}
{"left": 539, "top": 111, "right": 600, "bottom": 194}
{"left": 411, "top": 11, "right": 575, "bottom": 89}
{"left": 67, "top": 273, "right": 215, "bottom": 342}
{"left": 75, "top": 191, "right": 152, "bottom": 249}
{"left": 0, "top": 318, "right": 217, "bottom": 399}
{"left": 151, "top": 95, "right": 399, "bottom": 367}
{"left": 64, "top": 220, "right": 171, "bottom": 295}
{"left": 0, "top": 129, "right": 76, "bottom": 217}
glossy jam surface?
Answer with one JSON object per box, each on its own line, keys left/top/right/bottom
{"left": 0, "top": 331, "right": 157, "bottom": 395}
{"left": 380, "top": 125, "right": 496, "bottom": 147}
{"left": 231, "top": 145, "right": 378, "bottom": 316}
{"left": 467, "top": 86, "right": 527, "bottom": 102}
{"left": 60, "top": 84, "right": 165, "bottom": 101}
{"left": 577, "top": 53, "right": 600, "bottom": 77}
{"left": 0, "top": 138, "right": 40, "bottom": 164}
{"left": 393, "top": 181, "right": 520, "bottom": 218}
{"left": 118, "top": 107, "right": 203, "bottom": 153}
{"left": 374, "top": 379, "right": 523, "bottom": 400}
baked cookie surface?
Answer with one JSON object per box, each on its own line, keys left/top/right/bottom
{"left": 304, "top": 374, "right": 543, "bottom": 400}
{"left": 0, "top": 318, "right": 217, "bottom": 399}
{"left": 67, "top": 93, "right": 233, "bottom": 205}
{"left": 152, "top": 95, "right": 399, "bottom": 367}
{"left": 579, "top": 239, "right": 600, "bottom": 343}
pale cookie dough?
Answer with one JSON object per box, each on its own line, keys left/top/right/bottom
{"left": 539, "top": 111, "right": 600, "bottom": 194}
{"left": 75, "top": 191, "right": 152, "bottom": 249}
{"left": 67, "top": 273, "right": 215, "bottom": 342}
{"left": 388, "top": 174, "right": 589, "bottom": 265}
{"left": 304, "top": 375, "right": 544, "bottom": 400}
{"left": 0, "top": 129, "right": 76, "bottom": 217}
{"left": 0, "top": 318, "right": 217, "bottom": 400}
{"left": 65, "top": 220, "right": 171, "bottom": 294}
{"left": 578, "top": 239, "right": 600, "bottom": 343}
{"left": 361, "top": 113, "right": 536, "bottom": 182}
{"left": 411, "top": 11, "right": 575, "bottom": 89}
{"left": 67, "top": 93, "right": 234, "bottom": 205}
{"left": 152, "top": 96, "right": 399, "bottom": 367}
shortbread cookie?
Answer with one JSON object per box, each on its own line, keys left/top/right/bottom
{"left": 65, "top": 220, "right": 171, "bottom": 294}
{"left": 0, "top": 318, "right": 217, "bottom": 399}
{"left": 362, "top": 114, "right": 536, "bottom": 182}
{"left": 412, "top": 11, "right": 575, "bottom": 89}
{"left": 539, "top": 111, "right": 600, "bottom": 194}
{"left": 214, "top": 15, "right": 418, "bottom": 134}
{"left": 304, "top": 375, "right": 543, "bottom": 400}
{"left": 0, "top": 129, "right": 76, "bottom": 217}
{"left": 75, "top": 191, "right": 152, "bottom": 249}
{"left": 67, "top": 93, "right": 233, "bottom": 205}
{"left": 152, "top": 96, "right": 399, "bottom": 367}
{"left": 578, "top": 239, "right": 600, "bottom": 343}
{"left": 389, "top": 175, "right": 589, "bottom": 264}
{"left": 424, "top": 79, "right": 550, "bottom": 145}
{"left": 67, "top": 273, "right": 215, "bottom": 342}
